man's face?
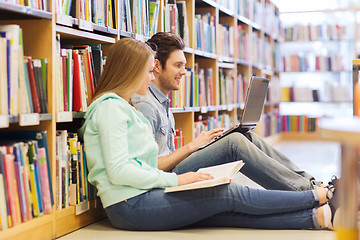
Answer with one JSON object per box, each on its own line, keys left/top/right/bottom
{"left": 157, "top": 49, "right": 187, "bottom": 94}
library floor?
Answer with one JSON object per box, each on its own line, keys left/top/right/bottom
{"left": 57, "top": 139, "right": 341, "bottom": 240}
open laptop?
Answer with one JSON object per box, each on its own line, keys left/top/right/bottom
{"left": 198, "top": 76, "right": 269, "bottom": 150}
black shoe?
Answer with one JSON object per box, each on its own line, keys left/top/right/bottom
{"left": 327, "top": 175, "right": 340, "bottom": 223}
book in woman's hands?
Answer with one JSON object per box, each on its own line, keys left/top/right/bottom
{"left": 164, "top": 160, "right": 245, "bottom": 193}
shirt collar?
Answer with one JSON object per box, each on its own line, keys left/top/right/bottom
{"left": 149, "top": 82, "right": 170, "bottom": 104}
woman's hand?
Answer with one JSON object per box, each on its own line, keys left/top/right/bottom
{"left": 177, "top": 172, "right": 214, "bottom": 186}
{"left": 187, "top": 128, "right": 224, "bottom": 152}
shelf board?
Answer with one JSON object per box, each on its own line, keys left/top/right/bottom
{"left": 0, "top": 2, "right": 52, "bottom": 20}
{"left": 198, "top": 0, "right": 218, "bottom": 8}
{"left": 7, "top": 113, "right": 52, "bottom": 126}
{"left": 56, "top": 25, "right": 116, "bottom": 44}
{"left": 235, "top": 58, "right": 250, "bottom": 66}
{"left": 194, "top": 49, "right": 217, "bottom": 59}
{"left": 237, "top": 15, "right": 252, "bottom": 25}
{"left": 55, "top": 200, "right": 106, "bottom": 238}
{"left": 120, "top": 30, "right": 134, "bottom": 38}
{"left": 218, "top": 56, "right": 235, "bottom": 63}
{"left": 0, "top": 214, "right": 53, "bottom": 240}
{"left": 218, "top": 5, "right": 234, "bottom": 17}
{"left": 280, "top": 101, "right": 353, "bottom": 104}
{"left": 171, "top": 107, "right": 194, "bottom": 113}
{"left": 218, "top": 61, "right": 235, "bottom": 69}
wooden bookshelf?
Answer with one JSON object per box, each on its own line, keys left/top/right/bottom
{"left": 0, "top": 0, "right": 281, "bottom": 239}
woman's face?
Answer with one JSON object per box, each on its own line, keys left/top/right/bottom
{"left": 136, "top": 56, "right": 155, "bottom": 96}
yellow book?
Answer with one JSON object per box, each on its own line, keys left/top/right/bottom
{"left": 28, "top": 143, "right": 39, "bottom": 217}
{"left": 69, "top": 138, "right": 78, "bottom": 206}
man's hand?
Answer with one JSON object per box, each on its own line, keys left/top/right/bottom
{"left": 177, "top": 172, "right": 214, "bottom": 186}
{"left": 187, "top": 128, "right": 224, "bottom": 152}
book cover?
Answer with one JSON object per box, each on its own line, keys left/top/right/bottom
{"left": 12, "top": 144, "right": 27, "bottom": 222}
{"left": 3, "top": 150, "right": 21, "bottom": 226}
{"left": 61, "top": 53, "right": 69, "bottom": 111}
{"left": 165, "top": 160, "right": 244, "bottom": 193}
{"left": 0, "top": 152, "right": 9, "bottom": 229}
{"left": 38, "top": 148, "right": 52, "bottom": 214}
{"left": 0, "top": 37, "right": 8, "bottom": 115}
{"left": 24, "top": 57, "right": 41, "bottom": 113}
{"left": 72, "top": 49, "right": 83, "bottom": 112}
{"left": 32, "top": 58, "right": 48, "bottom": 113}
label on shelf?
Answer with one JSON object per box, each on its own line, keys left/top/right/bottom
{"left": 75, "top": 201, "right": 90, "bottom": 215}
{"left": 19, "top": 113, "right": 40, "bottom": 126}
{"left": 0, "top": 115, "right": 9, "bottom": 128}
{"left": 200, "top": 106, "right": 208, "bottom": 113}
{"left": 135, "top": 33, "right": 145, "bottom": 42}
{"left": 78, "top": 19, "right": 93, "bottom": 31}
{"left": 56, "top": 14, "right": 73, "bottom": 27}
{"left": 227, "top": 105, "right": 233, "bottom": 111}
{"left": 57, "top": 111, "right": 73, "bottom": 122}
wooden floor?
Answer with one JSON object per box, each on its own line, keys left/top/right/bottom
{"left": 57, "top": 139, "right": 341, "bottom": 240}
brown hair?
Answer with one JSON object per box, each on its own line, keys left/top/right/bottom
{"left": 92, "top": 38, "right": 155, "bottom": 102}
{"left": 146, "top": 32, "right": 185, "bottom": 69}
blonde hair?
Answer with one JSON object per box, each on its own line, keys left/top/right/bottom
{"left": 92, "top": 38, "right": 155, "bottom": 102}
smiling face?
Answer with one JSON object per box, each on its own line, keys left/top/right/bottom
{"left": 136, "top": 55, "right": 155, "bottom": 96}
{"left": 154, "top": 49, "right": 187, "bottom": 96}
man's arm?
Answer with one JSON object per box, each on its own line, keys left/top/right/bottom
{"left": 158, "top": 128, "right": 224, "bottom": 172}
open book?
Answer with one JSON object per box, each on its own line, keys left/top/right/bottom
{"left": 164, "top": 160, "right": 245, "bottom": 193}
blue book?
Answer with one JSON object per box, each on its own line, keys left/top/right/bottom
{"left": 32, "top": 141, "right": 43, "bottom": 214}
{"left": 13, "top": 144, "right": 27, "bottom": 222}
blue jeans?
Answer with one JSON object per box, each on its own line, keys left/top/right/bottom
{"left": 172, "top": 132, "right": 317, "bottom": 191}
{"left": 104, "top": 183, "right": 320, "bottom": 230}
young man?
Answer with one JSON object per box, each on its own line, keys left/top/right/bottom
{"left": 132, "top": 32, "right": 321, "bottom": 191}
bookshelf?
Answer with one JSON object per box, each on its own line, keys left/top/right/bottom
{"left": 279, "top": 9, "right": 356, "bottom": 134}
{"left": 0, "top": 0, "right": 281, "bottom": 239}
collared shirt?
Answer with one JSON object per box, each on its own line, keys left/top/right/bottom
{"left": 132, "top": 83, "right": 175, "bottom": 157}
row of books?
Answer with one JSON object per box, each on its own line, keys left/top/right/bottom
{"left": 282, "top": 54, "right": 344, "bottom": 72}
{"left": 0, "top": 24, "right": 48, "bottom": 115}
{"left": 284, "top": 24, "right": 348, "bottom": 42}
{"left": 237, "top": 24, "right": 249, "bottom": 61}
{"left": 219, "top": 69, "right": 234, "bottom": 106}
{"left": 194, "top": 13, "right": 216, "bottom": 53}
{"left": 217, "top": 23, "right": 234, "bottom": 58}
{"left": 1, "top": 0, "right": 49, "bottom": 11}
{"left": 218, "top": 0, "right": 280, "bottom": 38}
{"left": 281, "top": 85, "right": 351, "bottom": 103}
{"left": 281, "top": 115, "right": 318, "bottom": 133}
{"left": 268, "top": 75, "right": 281, "bottom": 104}
{"left": 169, "top": 68, "right": 192, "bottom": 108}
{"left": 55, "top": 34, "right": 104, "bottom": 112}
{"left": 56, "top": 130, "right": 96, "bottom": 210}
{"left": 254, "top": 109, "right": 281, "bottom": 138}
{"left": 194, "top": 114, "right": 234, "bottom": 138}
{"left": 174, "top": 128, "right": 184, "bottom": 150}
{"left": 163, "top": 0, "right": 190, "bottom": 47}
{"left": 0, "top": 131, "right": 53, "bottom": 230}
{"left": 162, "top": 68, "right": 249, "bottom": 109}
{"left": 56, "top": 0, "right": 117, "bottom": 29}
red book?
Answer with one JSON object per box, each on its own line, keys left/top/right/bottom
{"left": 72, "top": 50, "right": 82, "bottom": 112}
{"left": 24, "top": 57, "right": 41, "bottom": 113}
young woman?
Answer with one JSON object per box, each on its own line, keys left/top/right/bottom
{"left": 79, "top": 38, "right": 335, "bottom": 231}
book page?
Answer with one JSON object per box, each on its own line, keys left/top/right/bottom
{"left": 197, "top": 160, "right": 244, "bottom": 179}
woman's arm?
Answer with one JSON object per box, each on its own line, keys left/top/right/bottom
{"left": 157, "top": 128, "right": 224, "bottom": 172}
{"left": 96, "top": 100, "right": 178, "bottom": 189}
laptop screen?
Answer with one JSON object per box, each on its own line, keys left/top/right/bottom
{"left": 241, "top": 76, "right": 269, "bottom": 125}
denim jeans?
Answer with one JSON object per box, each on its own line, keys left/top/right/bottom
{"left": 104, "top": 183, "right": 320, "bottom": 230}
{"left": 172, "top": 132, "right": 317, "bottom": 191}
